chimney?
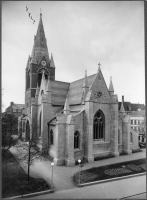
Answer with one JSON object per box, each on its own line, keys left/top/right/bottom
{"left": 11, "top": 102, "right": 14, "bottom": 105}
{"left": 122, "top": 96, "right": 124, "bottom": 103}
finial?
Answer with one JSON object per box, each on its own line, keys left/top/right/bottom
{"left": 98, "top": 62, "right": 101, "bottom": 71}
{"left": 40, "top": 8, "right": 42, "bottom": 16}
{"left": 85, "top": 70, "right": 87, "bottom": 76}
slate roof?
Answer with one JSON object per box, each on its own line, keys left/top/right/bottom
{"left": 118, "top": 102, "right": 145, "bottom": 112}
{"left": 12, "top": 104, "right": 25, "bottom": 109}
{"left": 129, "top": 110, "right": 145, "bottom": 117}
{"left": 50, "top": 80, "right": 70, "bottom": 105}
{"left": 68, "top": 74, "right": 96, "bottom": 105}
{"left": 50, "top": 74, "right": 96, "bottom": 106}
{"left": 6, "top": 103, "right": 25, "bottom": 112}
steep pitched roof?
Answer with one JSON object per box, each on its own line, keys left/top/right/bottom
{"left": 48, "top": 74, "right": 96, "bottom": 106}
{"left": 68, "top": 74, "right": 96, "bottom": 105}
{"left": 12, "top": 104, "right": 25, "bottom": 109}
{"left": 118, "top": 102, "right": 145, "bottom": 111}
{"left": 50, "top": 80, "right": 70, "bottom": 105}
{"left": 130, "top": 110, "right": 145, "bottom": 117}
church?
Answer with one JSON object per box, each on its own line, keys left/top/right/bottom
{"left": 18, "top": 13, "right": 139, "bottom": 166}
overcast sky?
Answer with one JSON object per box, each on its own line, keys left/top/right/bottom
{"left": 2, "top": 1, "right": 145, "bottom": 111}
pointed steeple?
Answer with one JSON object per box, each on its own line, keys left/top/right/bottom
{"left": 46, "top": 78, "right": 51, "bottom": 92}
{"left": 50, "top": 53, "right": 55, "bottom": 68}
{"left": 35, "top": 83, "right": 40, "bottom": 98}
{"left": 30, "top": 13, "right": 49, "bottom": 64}
{"left": 109, "top": 76, "right": 114, "bottom": 95}
{"left": 82, "top": 70, "right": 89, "bottom": 102}
{"left": 64, "top": 94, "right": 70, "bottom": 115}
{"left": 83, "top": 70, "right": 88, "bottom": 88}
{"left": 46, "top": 79, "right": 52, "bottom": 104}
{"left": 120, "top": 96, "right": 126, "bottom": 118}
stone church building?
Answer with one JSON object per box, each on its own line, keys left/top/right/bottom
{"left": 18, "top": 14, "right": 139, "bottom": 166}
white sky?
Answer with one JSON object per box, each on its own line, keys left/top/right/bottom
{"left": 2, "top": 1, "right": 145, "bottom": 112}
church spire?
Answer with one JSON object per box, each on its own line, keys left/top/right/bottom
{"left": 109, "top": 76, "right": 114, "bottom": 95}
{"left": 63, "top": 94, "right": 70, "bottom": 115}
{"left": 35, "top": 83, "right": 40, "bottom": 100}
{"left": 82, "top": 70, "right": 89, "bottom": 102}
{"left": 50, "top": 53, "right": 55, "bottom": 68}
{"left": 30, "top": 13, "right": 49, "bottom": 64}
{"left": 83, "top": 70, "right": 88, "bottom": 89}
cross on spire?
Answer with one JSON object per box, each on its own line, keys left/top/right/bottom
{"left": 98, "top": 62, "right": 101, "bottom": 68}
{"left": 98, "top": 62, "right": 101, "bottom": 72}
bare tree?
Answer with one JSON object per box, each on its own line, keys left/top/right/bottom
{"left": 16, "top": 124, "right": 49, "bottom": 182}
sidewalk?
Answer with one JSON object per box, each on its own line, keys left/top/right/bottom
{"left": 10, "top": 147, "right": 146, "bottom": 192}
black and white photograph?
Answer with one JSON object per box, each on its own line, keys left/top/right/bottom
{"left": 2, "top": 1, "right": 146, "bottom": 199}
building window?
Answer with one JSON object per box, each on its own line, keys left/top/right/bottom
{"left": 130, "top": 132, "right": 133, "bottom": 143}
{"left": 50, "top": 129, "right": 53, "bottom": 145}
{"left": 38, "top": 73, "right": 42, "bottom": 87}
{"left": 13, "top": 109, "right": 16, "bottom": 112}
{"left": 138, "top": 120, "right": 140, "bottom": 125}
{"left": 134, "top": 120, "right": 136, "bottom": 125}
{"left": 131, "top": 120, "right": 133, "bottom": 124}
{"left": 74, "top": 131, "right": 80, "bottom": 149}
{"left": 118, "top": 130, "right": 120, "bottom": 144}
{"left": 93, "top": 110, "right": 105, "bottom": 141}
{"left": 39, "top": 112, "right": 42, "bottom": 137}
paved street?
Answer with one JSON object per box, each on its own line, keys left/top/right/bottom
{"left": 30, "top": 175, "right": 146, "bottom": 199}
{"left": 10, "top": 147, "right": 146, "bottom": 198}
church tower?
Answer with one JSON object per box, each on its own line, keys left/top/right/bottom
{"left": 25, "top": 13, "right": 55, "bottom": 110}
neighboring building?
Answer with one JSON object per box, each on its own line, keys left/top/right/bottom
{"left": 5, "top": 102, "right": 25, "bottom": 118}
{"left": 18, "top": 13, "right": 140, "bottom": 166}
{"left": 130, "top": 111, "right": 145, "bottom": 133}
{"left": 118, "top": 96, "right": 145, "bottom": 114}
{"left": 118, "top": 96, "right": 146, "bottom": 143}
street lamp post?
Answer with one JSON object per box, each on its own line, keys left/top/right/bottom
{"left": 78, "top": 159, "right": 81, "bottom": 185}
{"left": 51, "top": 162, "right": 54, "bottom": 188}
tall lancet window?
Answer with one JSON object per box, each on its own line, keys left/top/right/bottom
{"left": 74, "top": 131, "right": 80, "bottom": 149}
{"left": 50, "top": 129, "right": 53, "bottom": 145}
{"left": 38, "top": 73, "right": 42, "bottom": 87}
{"left": 93, "top": 110, "right": 105, "bottom": 141}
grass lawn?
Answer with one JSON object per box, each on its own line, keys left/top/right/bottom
{"left": 2, "top": 150, "right": 51, "bottom": 198}
{"left": 73, "top": 158, "right": 146, "bottom": 185}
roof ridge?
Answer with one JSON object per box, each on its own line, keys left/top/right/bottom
{"left": 70, "top": 73, "right": 96, "bottom": 84}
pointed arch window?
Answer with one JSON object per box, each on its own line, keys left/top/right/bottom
{"left": 38, "top": 73, "right": 42, "bottom": 87}
{"left": 74, "top": 131, "right": 80, "bottom": 149}
{"left": 130, "top": 132, "right": 133, "bottom": 144}
{"left": 50, "top": 129, "right": 53, "bottom": 145}
{"left": 39, "top": 112, "right": 42, "bottom": 137}
{"left": 93, "top": 110, "right": 105, "bottom": 141}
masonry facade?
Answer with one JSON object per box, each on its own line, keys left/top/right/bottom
{"left": 18, "top": 14, "right": 139, "bottom": 166}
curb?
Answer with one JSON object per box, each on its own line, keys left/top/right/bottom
{"left": 119, "top": 192, "right": 146, "bottom": 200}
{"left": 4, "top": 188, "right": 55, "bottom": 199}
{"left": 77, "top": 172, "right": 146, "bottom": 187}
